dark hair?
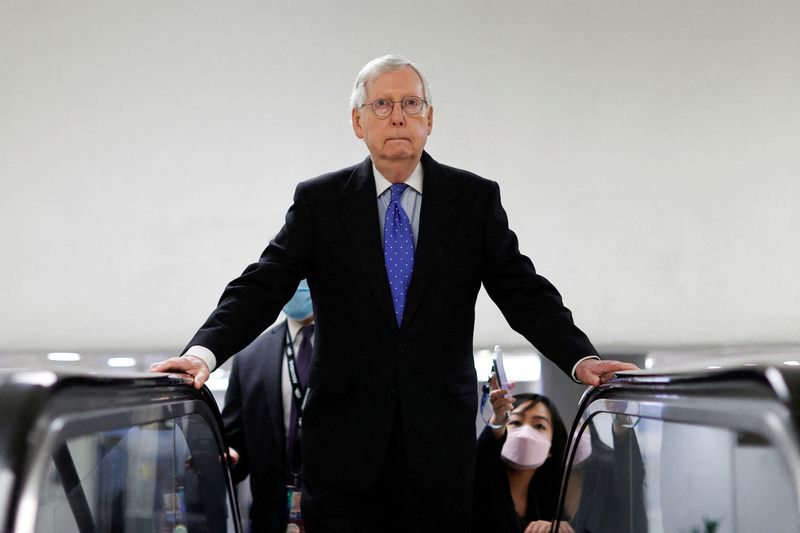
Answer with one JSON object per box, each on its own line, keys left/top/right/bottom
{"left": 510, "top": 393, "right": 568, "bottom": 521}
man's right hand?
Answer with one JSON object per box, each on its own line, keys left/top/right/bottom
{"left": 149, "top": 355, "right": 210, "bottom": 390}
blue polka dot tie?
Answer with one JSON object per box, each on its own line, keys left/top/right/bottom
{"left": 384, "top": 183, "right": 415, "bottom": 326}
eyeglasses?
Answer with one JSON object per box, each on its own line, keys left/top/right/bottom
{"left": 361, "top": 96, "right": 427, "bottom": 118}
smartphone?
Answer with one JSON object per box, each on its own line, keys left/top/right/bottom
{"left": 492, "top": 345, "right": 510, "bottom": 396}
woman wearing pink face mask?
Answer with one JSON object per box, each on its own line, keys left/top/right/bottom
{"left": 472, "top": 390, "right": 575, "bottom": 533}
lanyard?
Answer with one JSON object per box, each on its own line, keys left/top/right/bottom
{"left": 285, "top": 327, "right": 308, "bottom": 482}
{"left": 285, "top": 327, "right": 307, "bottom": 418}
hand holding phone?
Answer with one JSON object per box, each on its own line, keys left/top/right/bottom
{"left": 493, "top": 345, "right": 510, "bottom": 397}
{"left": 486, "top": 344, "right": 514, "bottom": 428}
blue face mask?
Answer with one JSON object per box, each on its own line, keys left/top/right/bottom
{"left": 283, "top": 280, "right": 313, "bottom": 320}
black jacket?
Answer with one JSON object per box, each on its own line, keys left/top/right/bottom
{"left": 190, "top": 151, "right": 596, "bottom": 494}
{"left": 222, "top": 321, "right": 289, "bottom": 533}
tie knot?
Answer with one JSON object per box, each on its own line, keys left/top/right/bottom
{"left": 389, "top": 183, "right": 409, "bottom": 203}
{"left": 299, "top": 323, "right": 314, "bottom": 339}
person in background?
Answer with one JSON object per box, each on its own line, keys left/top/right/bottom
{"left": 474, "top": 386, "right": 575, "bottom": 533}
{"left": 562, "top": 415, "right": 647, "bottom": 533}
{"left": 151, "top": 54, "right": 638, "bottom": 532}
{"left": 223, "top": 280, "right": 315, "bottom": 532}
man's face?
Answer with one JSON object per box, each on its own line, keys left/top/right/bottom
{"left": 352, "top": 66, "right": 433, "bottom": 169}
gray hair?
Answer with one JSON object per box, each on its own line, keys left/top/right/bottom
{"left": 350, "top": 54, "right": 433, "bottom": 110}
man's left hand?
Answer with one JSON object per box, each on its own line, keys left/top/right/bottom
{"left": 575, "top": 358, "right": 639, "bottom": 386}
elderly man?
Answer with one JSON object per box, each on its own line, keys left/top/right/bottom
{"left": 152, "top": 54, "right": 637, "bottom": 532}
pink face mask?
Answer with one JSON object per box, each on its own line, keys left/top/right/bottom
{"left": 500, "top": 424, "right": 551, "bottom": 470}
{"left": 573, "top": 429, "right": 593, "bottom": 466}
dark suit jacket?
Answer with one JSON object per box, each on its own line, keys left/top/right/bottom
{"left": 222, "top": 321, "right": 289, "bottom": 533}
{"left": 190, "top": 151, "right": 596, "bottom": 495}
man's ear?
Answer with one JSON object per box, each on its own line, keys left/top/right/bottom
{"left": 426, "top": 105, "right": 434, "bottom": 135}
{"left": 352, "top": 108, "right": 364, "bottom": 139}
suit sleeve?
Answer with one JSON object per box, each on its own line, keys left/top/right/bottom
{"left": 184, "top": 182, "right": 315, "bottom": 367}
{"left": 221, "top": 358, "right": 251, "bottom": 484}
{"left": 480, "top": 181, "right": 597, "bottom": 376}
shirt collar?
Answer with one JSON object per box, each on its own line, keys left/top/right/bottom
{"left": 373, "top": 162, "right": 423, "bottom": 197}
{"left": 287, "top": 317, "right": 312, "bottom": 340}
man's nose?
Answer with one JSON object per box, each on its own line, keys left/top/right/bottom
{"left": 390, "top": 102, "right": 406, "bottom": 126}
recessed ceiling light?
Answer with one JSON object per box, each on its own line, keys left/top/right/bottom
{"left": 108, "top": 357, "right": 137, "bottom": 368}
{"left": 47, "top": 352, "right": 81, "bottom": 362}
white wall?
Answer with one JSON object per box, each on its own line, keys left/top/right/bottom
{"left": 1, "top": 0, "right": 798, "bottom": 352}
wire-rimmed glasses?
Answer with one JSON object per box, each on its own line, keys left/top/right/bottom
{"left": 361, "top": 96, "right": 427, "bottom": 118}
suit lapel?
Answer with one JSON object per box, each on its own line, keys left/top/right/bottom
{"left": 263, "top": 323, "right": 288, "bottom": 454}
{"left": 402, "top": 152, "right": 460, "bottom": 328}
{"left": 338, "top": 158, "right": 399, "bottom": 331}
